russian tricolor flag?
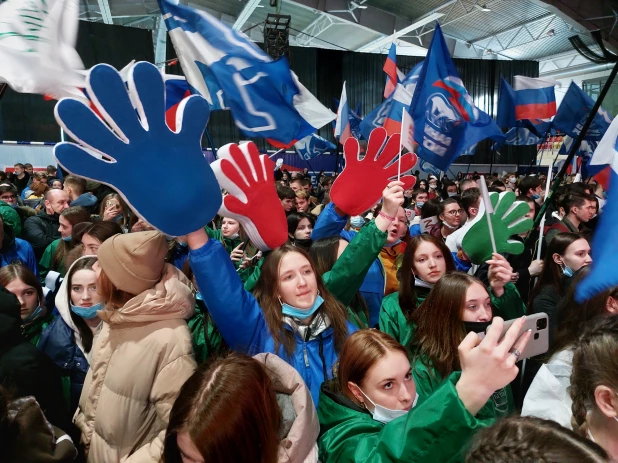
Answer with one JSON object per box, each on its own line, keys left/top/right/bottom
{"left": 576, "top": 115, "right": 618, "bottom": 302}
{"left": 383, "top": 84, "right": 413, "bottom": 136}
{"left": 383, "top": 43, "right": 403, "bottom": 99}
{"left": 335, "top": 82, "right": 352, "bottom": 145}
{"left": 513, "top": 76, "right": 560, "bottom": 120}
{"left": 162, "top": 75, "right": 192, "bottom": 132}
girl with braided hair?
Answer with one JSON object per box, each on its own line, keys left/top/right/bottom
{"left": 465, "top": 415, "right": 608, "bottom": 462}
{"left": 570, "top": 315, "right": 618, "bottom": 461}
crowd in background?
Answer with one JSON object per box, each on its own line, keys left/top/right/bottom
{"left": 0, "top": 159, "right": 615, "bottom": 463}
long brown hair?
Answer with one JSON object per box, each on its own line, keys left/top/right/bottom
{"left": 528, "top": 232, "right": 583, "bottom": 306}
{"left": 309, "top": 236, "right": 369, "bottom": 327}
{"left": 0, "top": 264, "right": 44, "bottom": 307}
{"left": 465, "top": 415, "right": 608, "bottom": 463}
{"left": 398, "top": 234, "right": 455, "bottom": 322}
{"left": 66, "top": 257, "right": 98, "bottom": 353}
{"left": 99, "top": 193, "right": 129, "bottom": 228}
{"left": 97, "top": 268, "right": 134, "bottom": 308}
{"left": 411, "top": 272, "right": 482, "bottom": 378}
{"left": 51, "top": 206, "right": 91, "bottom": 272}
{"left": 162, "top": 354, "right": 280, "bottom": 463}
{"left": 253, "top": 245, "right": 349, "bottom": 356}
{"left": 570, "top": 315, "right": 618, "bottom": 437}
{"left": 338, "top": 329, "right": 408, "bottom": 406}
{"left": 549, "top": 266, "right": 617, "bottom": 359}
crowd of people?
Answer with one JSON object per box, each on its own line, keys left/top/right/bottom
{"left": 0, "top": 161, "right": 615, "bottom": 463}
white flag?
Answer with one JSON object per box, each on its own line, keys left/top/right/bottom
{"left": 401, "top": 110, "right": 415, "bottom": 153}
{"left": 0, "top": 0, "right": 86, "bottom": 100}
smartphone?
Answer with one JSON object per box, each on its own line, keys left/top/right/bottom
{"left": 239, "top": 237, "right": 250, "bottom": 252}
{"left": 477, "top": 313, "right": 549, "bottom": 361}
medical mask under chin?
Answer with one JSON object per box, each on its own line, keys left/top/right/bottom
{"left": 226, "top": 233, "right": 240, "bottom": 240}
{"left": 279, "top": 293, "right": 324, "bottom": 320}
{"left": 358, "top": 387, "right": 418, "bottom": 424}
{"left": 531, "top": 193, "right": 540, "bottom": 200}
{"left": 9, "top": 203, "right": 17, "bottom": 209}
{"left": 70, "top": 302, "right": 102, "bottom": 320}
{"left": 23, "top": 305, "right": 43, "bottom": 323}
{"left": 416, "top": 201, "right": 425, "bottom": 209}
{"left": 447, "top": 192, "right": 458, "bottom": 197}
{"left": 62, "top": 236, "right": 72, "bottom": 242}
{"left": 442, "top": 221, "right": 459, "bottom": 230}
{"left": 561, "top": 264, "right": 574, "bottom": 278}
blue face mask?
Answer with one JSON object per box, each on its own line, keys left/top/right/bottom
{"left": 280, "top": 294, "right": 324, "bottom": 320}
{"left": 195, "top": 291, "right": 203, "bottom": 301}
{"left": 70, "top": 302, "right": 102, "bottom": 320}
{"left": 23, "top": 305, "right": 43, "bottom": 323}
{"left": 416, "top": 201, "right": 425, "bottom": 208}
{"left": 62, "top": 236, "right": 72, "bottom": 242}
{"left": 447, "top": 192, "right": 458, "bottom": 197}
{"left": 531, "top": 193, "right": 540, "bottom": 200}
{"left": 563, "top": 265, "right": 574, "bottom": 278}
{"left": 9, "top": 203, "right": 17, "bottom": 209}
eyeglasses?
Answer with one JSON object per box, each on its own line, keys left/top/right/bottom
{"left": 444, "top": 209, "right": 465, "bottom": 217}
{"left": 0, "top": 195, "right": 16, "bottom": 201}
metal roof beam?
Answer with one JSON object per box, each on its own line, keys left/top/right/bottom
{"left": 97, "top": 0, "right": 113, "bottom": 24}
{"left": 233, "top": 0, "right": 262, "bottom": 31}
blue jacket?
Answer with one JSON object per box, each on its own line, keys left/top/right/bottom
{"left": 311, "top": 203, "right": 385, "bottom": 327}
{"left": 70, "top": 192, "right": 97, "bottom": 211}
{"left": 190, "top": 239, "right": 357, "bottom": 403}
{"left": 38, "top": 315, "right": 89, "bottom": 414}
{"left": 1, "top": 238, "right": 38, "bottom": 276}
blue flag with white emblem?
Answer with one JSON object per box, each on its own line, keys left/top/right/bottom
{"left": 158, "top": 0, "right": 335, "bottom": 146}
{"left": 294, "top": 134, "right": 336, "bottom": 160}
{"left": 409, "top": 24, "right": 505, "bottom": 171}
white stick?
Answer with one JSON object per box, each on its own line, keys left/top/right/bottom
{"left": 479, "top": 175, "right": 497, "bottom": 255}
{"left": 268, "top": 148, "right": 285, "bottom": 158}
{"left": 536, "top": 164, "right": 553, "bottom": 260}
{"left": 398, "top": 112, "right": 405, "bottom": 181}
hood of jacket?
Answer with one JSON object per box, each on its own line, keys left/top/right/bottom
{"left": 97, "top": 263, "right": 195, "bottom": 326}
{"left": 317, "top": 379, "right": 371, "bottom": 434}
{"left": 36, "top": 210, "right": 60, "bottom": 224}
{"left": 55, "top": 256, "right": 96, "bottom": 334}
{"left": 0, "top": 286, "right": 25, "bottom": 349}
{"left": 70, "top": 192, "right": 97, "bottom": 209}
{"left": 254, "top": 353, "right": 320, "bottom": 463}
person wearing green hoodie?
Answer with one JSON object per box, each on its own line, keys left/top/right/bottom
{"left": 409, "top": 265, "right": 526, "bottom": 420}
{"left": 318, "top": 322, "right": 531, "bottom": 463}
{"left": 380, "top": 236, "right": 526, "bottom": 353}
{"left": 205, "top": 217, "right": 244, "bottom": 254}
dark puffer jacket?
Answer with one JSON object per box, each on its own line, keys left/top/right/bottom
{"left": 0, "top": 286, "right": 69, "bottom": 431}
{"left": 23, "top": 211, "right": 61, "bottom": 259}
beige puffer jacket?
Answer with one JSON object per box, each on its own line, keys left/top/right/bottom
{"left": 254, "top": 353, "right": 320, "bottom": 463}
{"left": 74, "top": 264, "right": 196, "bottom": 463}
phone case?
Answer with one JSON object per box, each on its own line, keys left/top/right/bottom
{"left": 477, "top": 313, "right": 549, "bottom": 361}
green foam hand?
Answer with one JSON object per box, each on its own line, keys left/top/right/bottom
{"left": 462, "top": 191, "right": 534, "bottom": 265}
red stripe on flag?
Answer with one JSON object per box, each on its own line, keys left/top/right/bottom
{"left": 515, "top": 102, "right": 557, "bottom": 120}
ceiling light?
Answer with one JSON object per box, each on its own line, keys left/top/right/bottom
{"left": 474, "top": 3, "right": 491, "bottom": 12}
{"left": 547, "top": 29, "right": 555, "bottom": 37}
{"left": 350, "top": 1, "right": 368, "bottom": 8}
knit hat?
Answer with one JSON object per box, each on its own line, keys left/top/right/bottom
{"left": 97, "top": 230, "right": 168, "bottom": 295}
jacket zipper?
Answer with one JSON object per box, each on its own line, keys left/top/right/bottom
{"left": 303, "top": 344, "right": 309, "bottom": 368}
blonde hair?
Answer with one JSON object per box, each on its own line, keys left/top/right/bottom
{"left": 295, "top": 190, "right": 309, "bottom": 200}
{"left": 570, "top": 315, "right": 618, "bottom": 436}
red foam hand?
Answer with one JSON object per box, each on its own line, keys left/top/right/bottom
{"left": 212, "top": 142, "right": 288, "bottom": 251}
{"left": 330, "top": 128, "right": 417, "bottom": 216}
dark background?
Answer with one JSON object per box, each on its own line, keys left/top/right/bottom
{"left": 0, "top": 21, "right": 539, "bottom": 165}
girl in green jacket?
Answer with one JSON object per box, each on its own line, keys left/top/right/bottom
{"left": 318, "top": 323, "right": 531, "bottom": 463}
{"left": 380, "top": 235, "right": 526, "bottom": 351}
{"left": 410, "top": 266, "right": 526, "bottom": 419}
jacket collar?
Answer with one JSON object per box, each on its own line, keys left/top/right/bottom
{"left": 283, "top": 311, "right": 331, "bottom": 341}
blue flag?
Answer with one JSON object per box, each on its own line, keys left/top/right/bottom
{"left": 294, "top": 134, "right": 336, "bottom": 161}
{"left": 158, "top": 0, "right": 335, "bottom": 146}
{"left": 552, "top": 81, "right": 612, "bottom": 141}
{"left": 409, "top": 24, "right": 505, "bottom": 171}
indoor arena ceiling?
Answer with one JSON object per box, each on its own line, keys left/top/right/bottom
{"left": 77, "top": 0, "right": 618, "bottom": 74}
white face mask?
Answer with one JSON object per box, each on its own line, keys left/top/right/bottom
{"left": 358, "top": 387, "right": 418, "bottom": 424}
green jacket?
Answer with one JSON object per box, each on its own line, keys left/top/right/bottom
{"left": 379, "top": 282, "right": 525, "bottom": 351}
{"left": 187, "top": 299, "right": 228, "bottom": 363}
{"left": 241, "top": 257, "right": 265, "bottom": 290}
{"left": 205, "top": 226, "right": 243, "bottom": 256}
{"left": 22, "top": 311, "right": 54, "bottom": 347}
{"left": 39, "top": 238, "right": 63, "bottom": 282}
{"left": 378, "top": 287, "right": 430, "bottom": 348}
{"left": 318, "top": 373, "right": 495, "bottom": 463}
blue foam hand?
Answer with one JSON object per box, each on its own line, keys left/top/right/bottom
{"left": 53, "top": 61, "right": 222, "bottom": 236}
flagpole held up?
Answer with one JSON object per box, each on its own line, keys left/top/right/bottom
{"left": 536, "top": 164, "right": 553, "bottom": 260}
{"left": 479, "top": 175, "right": 497, "bottom": 255}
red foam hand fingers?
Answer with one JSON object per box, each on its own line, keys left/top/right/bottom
{"left": 330, "top": 128, "right": 417, "bottom": 216}
{"left": 211, "top": 142, "right": 288, "bottom": 251}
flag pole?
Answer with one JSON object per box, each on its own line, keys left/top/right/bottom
{"left": 526, "top": 60, "right": 618, "bottom": 245}
{"left": 398, "top": 112, "right": 404, "bottom": 181}
{"left": 536, "top": 163, "right": 553, "bottom": 260}
{"left": 523, "top": 132, "right": 549, "bottom": 176}
{"left": 204, "top": 128, "right": 218, "bottom": 159}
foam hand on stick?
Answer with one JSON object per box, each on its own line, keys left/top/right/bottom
{"left": 53, "top": 61, "right": 221, "bottom": 236}
{"left": 211, "top": 142, "right": 288, "bottom": 251}
{"left": 330, "top": 127, "right": 417, "bottom": 216}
